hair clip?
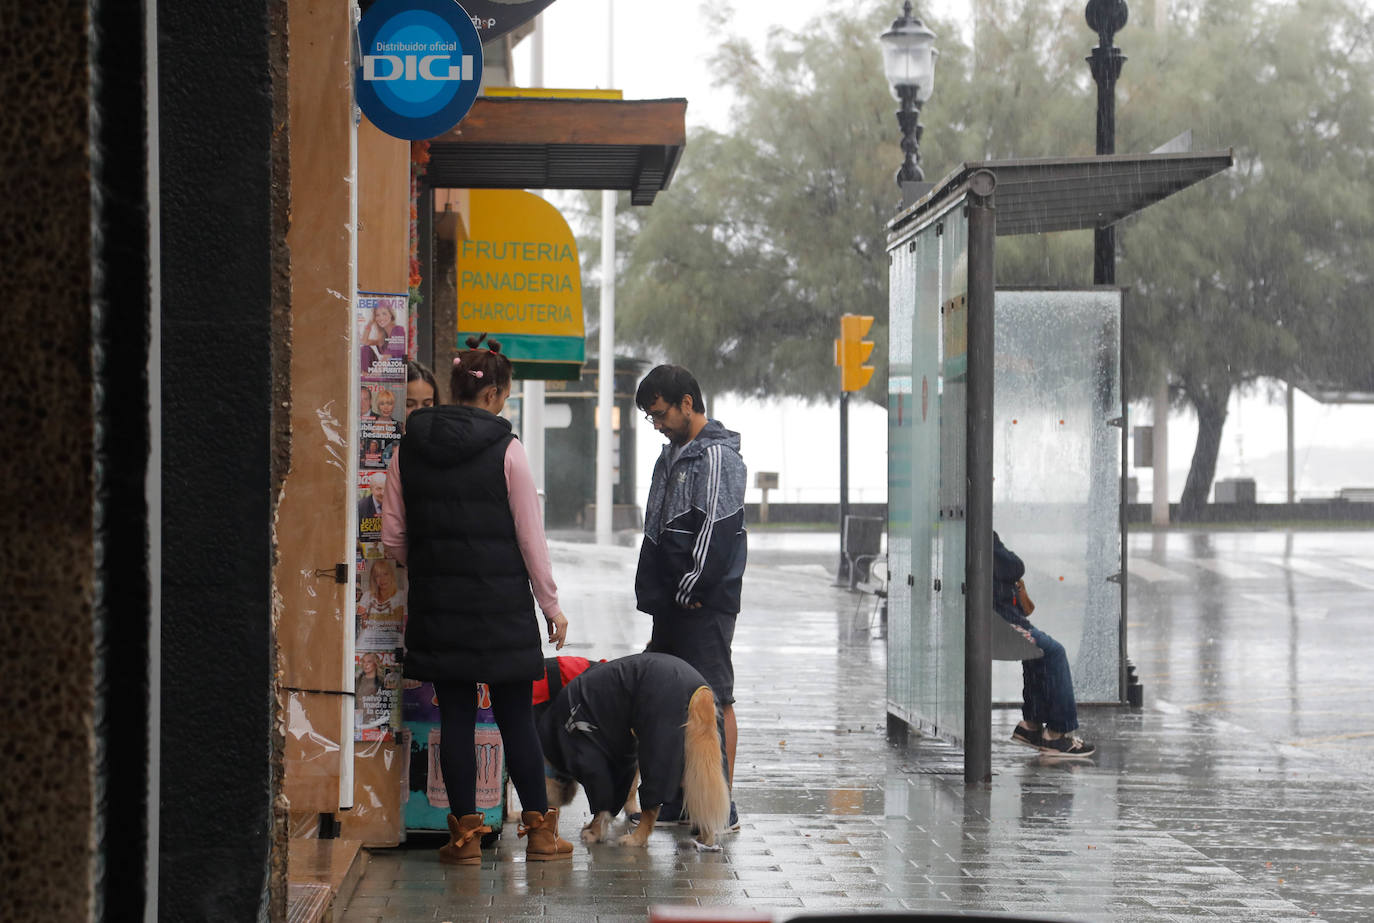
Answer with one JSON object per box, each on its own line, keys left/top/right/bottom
{"left": 469, "top": 370, "right": 484, "bottom": 379}
{"left": 452, "top": 357, "right": 462, "bottom": 367}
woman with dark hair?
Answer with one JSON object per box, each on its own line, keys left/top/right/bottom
{"left": 382, "top": 334, "right": 572, "bottom": 864}
{"left": 404, "top": 359, "right": 439, "bottom": 417}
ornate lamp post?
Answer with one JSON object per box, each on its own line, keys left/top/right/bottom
{"left": 880, "top": 2, "right": 938, "bottom": 206}
{"left": 1085, "top": 0, "right": 1128, "bottom": 283}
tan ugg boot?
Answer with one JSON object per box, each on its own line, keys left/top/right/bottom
{"left": 519, "top": 807, "right": 573, "bottom": 861}
{"left": 438, "top": 813, "right": 490, "bottom": 865}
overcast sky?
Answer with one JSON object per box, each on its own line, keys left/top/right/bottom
{"left": 510, "top": 0, "right": 1374, "bottom": 507}
{"left": 512, "top": 0, "right": 974, "bottom": 129}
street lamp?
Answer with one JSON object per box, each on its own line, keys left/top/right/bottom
{"left": 880, "top": 1, "right": 938, "bottom": 201}
{"left": 1085, "top": 0, "right": 1128, "bottom": 284}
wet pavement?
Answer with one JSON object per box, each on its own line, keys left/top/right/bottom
{"left": 340, "top": 528, "right": 1374, "bottom": 923}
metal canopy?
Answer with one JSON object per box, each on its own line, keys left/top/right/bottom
{"left": 889, "top": 150, "right": 1234, "bottom": 237}
{"left": 425, "top": 96, "right": 687, "bottom": 205}
{"left": 1294, "top": 373, "right": 1374, "bottom": 405}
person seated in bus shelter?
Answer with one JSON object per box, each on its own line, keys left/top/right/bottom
{"left": 994, "top": 531, "right": 1096, "bottom": 758}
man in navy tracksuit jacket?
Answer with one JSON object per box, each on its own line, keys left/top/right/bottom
{"left": 634, "top": 365, "right": 747, "bottom": 799}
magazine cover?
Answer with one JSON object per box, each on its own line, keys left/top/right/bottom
{"left": 354, "top": 649, "right": 401, "bottom": 741}
{"left": 358, "top": 292, "right": 408, "bottom": 382}
{"left": 357, "top": 470, "right": 389, "bottom": 540}
{"left": 359, "top": 382, "right": 403, "bottom": 470}
{"left": 358, "top": 292, "right": 406, "bottom": 474}
{"left": 356, "top": 555, "right": 405, "bottom": 650}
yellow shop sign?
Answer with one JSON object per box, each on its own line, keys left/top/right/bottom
{"left": 456, "top": 190, "right": 584, "bottom": 380}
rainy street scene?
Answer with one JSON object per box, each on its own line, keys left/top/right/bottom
{"left": 334, "top": 529, "right": 1374, "bottom": 923}
{"left": 9, "top": 0, "right": 1374, "bottom": 922}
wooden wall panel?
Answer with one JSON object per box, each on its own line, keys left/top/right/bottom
{"left": 338, "top": 740, "right": 405, "bottom": 847}
{"left": 282, "top": 691, "right": 346, "bottom": 816}
{"left": 358, "top": 120, "right": 410, "bottom": 295}
{"left": 277, "top": 0, "right": 354, "bottom": 694}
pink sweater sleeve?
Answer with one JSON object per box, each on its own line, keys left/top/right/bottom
{"left": 505, "top": 439, "right": 563, "bottom": 619}
{"left": 380, "top": 449, "right": 407, "bottom": 565}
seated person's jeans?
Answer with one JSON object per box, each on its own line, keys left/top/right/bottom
{"left": 1021, "top": 627, "right": 1078, "bottom": 733}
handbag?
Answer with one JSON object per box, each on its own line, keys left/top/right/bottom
{"left": 1014, "top": 579, "right": 1035, "bottom": 616}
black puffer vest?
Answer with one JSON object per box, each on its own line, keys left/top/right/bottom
{"left": 399, "top": 405, "right": 542, "bottom": 683}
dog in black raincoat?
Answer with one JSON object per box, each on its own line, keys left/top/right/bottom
{"left": 536, "top": 652, "right": 731, "bottom": 847}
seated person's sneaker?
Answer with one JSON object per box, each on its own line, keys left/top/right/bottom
{"left": 657, "top": 797, "right": 687, "bottom": 824}
{"left": 1011, "top": 724, "right": 1043, "bottom": 748}
{"left": 1039, "top": 734, "right": 1095, "bottom": 758}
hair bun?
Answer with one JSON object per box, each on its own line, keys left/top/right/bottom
{"left": 486, "top": 338, "right": 502, "bottom": 354}
{"left": 464, "top": 334, "right": 483, "bottom": 349}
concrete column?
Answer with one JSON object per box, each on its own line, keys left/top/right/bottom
{"left": 1152, "top": 377, "right": 1170, "bottom": 525}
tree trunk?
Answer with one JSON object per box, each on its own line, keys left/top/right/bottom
{"left": 1178, "top": 384, "right": 1230, "bottom": 520}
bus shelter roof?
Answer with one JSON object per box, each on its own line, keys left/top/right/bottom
{"left": 889, "top": 150, "right": 1234, "bottom": 237}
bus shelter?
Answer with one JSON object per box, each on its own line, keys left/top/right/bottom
{"left": 885, "top": 151, "right": 1233, "bottom": 782}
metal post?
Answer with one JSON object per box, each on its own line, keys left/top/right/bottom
{"left": 1086, "top": 0, "right": 1135, "bottom": 704}
{"left": 895, "top": 85, "right": 925, "bottom": 184}
{"left": 964, "top": 171, "right": 996, "bottom": 785}
{"left": 895, "top": 86, "right": 935, "bottom": 210}
{"left": 1086, "top": 0, "right": 1127, "bottom": 284}
{"left": 836, "top": 390, "right": 851, "bottom": 586}
{"left": 594, "top": 4, "right": 616, "bottom": 542}
{"left": 525, "top": 12, "right": 548, "bottom": 508}
{"left": 595, "top": 189, "right": 616, "bottom": 541}
{"left": 1286, "top": 381, "right": 1296, "bottom": 504}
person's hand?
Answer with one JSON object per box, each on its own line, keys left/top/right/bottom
{"left": 545, "top": 611, "right": 568, "bottom": 650}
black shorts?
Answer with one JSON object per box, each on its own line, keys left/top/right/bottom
{"left": 646, "top": 608, "right": 737, "bottom": 706}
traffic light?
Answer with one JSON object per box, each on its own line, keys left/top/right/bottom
{"left": 834, "top": 314, "right": 875, "bottom": 392}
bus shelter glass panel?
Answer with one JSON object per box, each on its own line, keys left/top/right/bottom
{"left": 886, "top": 198, "right": 969, "bottom": 740}
{"left": 991, "top": 289, "right": 1123, "bottom": 704}
{"left": 887, "top": 227, "right": 916, "bottom": 723}
{"left": 934, "top": 212, "right": 969, "bottom": 737}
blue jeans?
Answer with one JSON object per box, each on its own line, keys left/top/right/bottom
{"left": 1021, "top": 628, "right": 1078, "bottom": 733}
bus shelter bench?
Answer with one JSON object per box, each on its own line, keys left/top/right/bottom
{"left": 992, "top": 615, "right": 1043, "bottom": 661}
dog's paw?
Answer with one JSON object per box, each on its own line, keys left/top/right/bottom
{"left": 617, "top": 829, "right": 650, "bottom": 848}
{"left": 581, "top": 812, "right": 614, "bottom": 845}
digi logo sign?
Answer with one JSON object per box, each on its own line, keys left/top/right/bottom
{"left": 363, "top": 52, "right": 474, "bottom": 83}
{"left": 356, "top": 0, "right": 484, "bottom": 140}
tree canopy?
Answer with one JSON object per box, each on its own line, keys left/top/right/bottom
{"left": 1115, "top": 0, "right": 1374, "bottom": 514}
{"left": 592, "top": 0, "right": 1374, "bottom": 512}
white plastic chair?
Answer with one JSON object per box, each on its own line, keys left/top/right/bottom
{"left": 853, "top": 556, "right": 889, "bottom": 632}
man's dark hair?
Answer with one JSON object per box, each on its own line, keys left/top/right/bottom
{"left": 635, "top": 365, "right": 706, "bottom": 416}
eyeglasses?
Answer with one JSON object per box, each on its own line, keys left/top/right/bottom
{"left": 643, "top": 406, "right": 672, "bottom": 424}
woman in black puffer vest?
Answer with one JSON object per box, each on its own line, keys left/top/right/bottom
{"left": 381, "top": 335, "right": 572, "bottom": 863}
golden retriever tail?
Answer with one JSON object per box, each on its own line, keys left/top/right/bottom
{"left": 680, "top": 685, "right": 730, "bottom": 844}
